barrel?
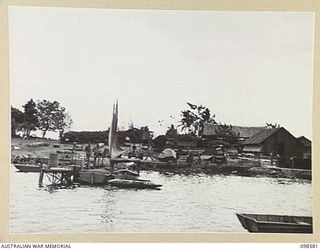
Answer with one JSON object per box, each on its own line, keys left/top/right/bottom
{"left": 48, "top": 153, "right": 59, "bottom": 168}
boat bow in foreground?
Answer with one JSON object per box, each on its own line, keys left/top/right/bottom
{"left": 236, "top": 213, "right": 312, "bottom": 233}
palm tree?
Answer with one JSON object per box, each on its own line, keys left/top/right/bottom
{"left": 179, "top": 103, "right": 216, "bottom": 137}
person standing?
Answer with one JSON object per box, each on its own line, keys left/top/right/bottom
{"left": 270, "top": 152, "right": 274, "bottom": 165}
{"left": 197, "top": 152, "right": 202, "bottom": 163}
{"left": 102, "top": 147, "right": 109, "bottom": 167}
{"left": 85, "top": 143, "right": 91, "bottom": 168}
{"left": 71, "top": 142, "right": 77, "bottom": 154}
{"left": 93, "top": 143, "right": 100, "bottom": 168}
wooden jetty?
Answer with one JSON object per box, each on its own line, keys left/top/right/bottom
{"left": 38, "top": 167, "right": 74, "bottom": 187}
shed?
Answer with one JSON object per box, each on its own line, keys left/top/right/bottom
{"left": 297, "top": 136, "right": 311, "bottom": 159}
{"left": 242, "top": 127, "right": 303, "bottom": 167}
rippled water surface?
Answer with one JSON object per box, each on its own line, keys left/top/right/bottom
{"left": 10, "top": 166, "right": 312, "bottom": 234}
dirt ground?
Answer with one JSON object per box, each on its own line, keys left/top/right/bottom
{"left": 11, "top": 137, "right": 76, "bottom": 159}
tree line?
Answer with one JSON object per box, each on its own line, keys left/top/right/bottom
{"left": 11, "top": 99, "right": 72, "bottom": 139}
{"left": 61, "top": 125, "right": 153, "bottom": 144}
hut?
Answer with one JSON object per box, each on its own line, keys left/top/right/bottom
{"left": 297, "top": 136, "right": 312, "bottom": 159}
{"left": 241, "top": 127, "right": 303, "bottom": 167}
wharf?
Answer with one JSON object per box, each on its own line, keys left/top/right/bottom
{"left": 39, "top": 167, "right": 74, "bottom": 186}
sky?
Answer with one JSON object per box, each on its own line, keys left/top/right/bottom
{"left": 8, "top": 7, "right": 314, "bottom": 139}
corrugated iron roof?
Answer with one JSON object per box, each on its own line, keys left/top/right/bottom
{"left": 242, "top": 127, "right": 282, "bottom": 145}
{"left": 231, "top": 126, "right": 265, "bottom": 138}
{"left": 202, "top": 123, "right": 264, "bottom": 138}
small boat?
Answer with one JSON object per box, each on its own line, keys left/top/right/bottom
{"left": 112, "top": 169, "right": 139, "bottom": 180}
{"left": 78, "top": 169, "right": 113, "bottom": 185}
{"left": 236, "top": 213, "right": 313, "bottom": 233}
{"left": 108, "top": 178, "right": 162, "bottom": 189}
{"left": 14, "top": 164, "right": 42, "bottom": 172}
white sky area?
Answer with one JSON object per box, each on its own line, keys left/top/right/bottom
{"left": 9, "top": 7, "right": 314, "bottom": 139}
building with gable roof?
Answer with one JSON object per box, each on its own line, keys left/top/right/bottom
{"left": 241, "top": 127, "right": 304, "bottom": 167}
{"left": 202, "top": 123, "right": 264, "bottom": 142}
{"left": 297, "top": 136, "right": 312, "bottom": 159}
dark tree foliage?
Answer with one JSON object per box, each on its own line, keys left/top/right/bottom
{"left": 61, "top": 130, "right": 109, "bottom": 144}
{"left": 22, "top": 99, "right": 38, "bottom": 137}
{"left": 153, "top": 135, "right": 167, "bottom": 149}
{"left": 61, "top": 126, "right": 153, "bottom": 145}
{"left": 215, "top": 123, "right": 238, "bottom": 144}
{"left": 179, "top": 102, "right": 216, "bottom": 137}
{"left": 125, "top": 126, "right": 153, "bottom": 144}
{"left": 266, "top": 123, "right": 281, "bottom": 129}
{"left": 176, "top": 102, "right": 240, "bottom": 145}
{"left": 166, "top": 124, "right": 178, "bottom": 138}
{"left": 11, "top": 106, "right": 24, "bottom": 137}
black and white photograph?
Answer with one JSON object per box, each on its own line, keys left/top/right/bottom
{"left": 8, "top": 5, "right": 314, "bottom": 236}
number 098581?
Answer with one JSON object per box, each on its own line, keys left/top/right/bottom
{"left": 300, "top": 244, "right": 318, "bottom": 248}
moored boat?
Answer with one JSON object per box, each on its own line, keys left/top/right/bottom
{"left": 112, "top": 169, "right": 139, "bottom": 180}
{"left": 236, "top": 213, "right": 312, "bottom": 233}
{"left": 14, "top": 164, "right": 42, "bottom": 172}
{"left": 78, "top": 169, "right": 113, "bottom": 185}
{"left": 77, "top": 101, "right": 161, "bottom": 190}
{"left": 108, "top": 178, "right": 162, "bottom": 189}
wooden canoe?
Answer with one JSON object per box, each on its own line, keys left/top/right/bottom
{"left": 108, "top": 179, "right": 162, "bottom": 189}
{"left": 14, "top": 164, "right": 42, "bottom": 172}
{"left": 236, "top": 213, "right": 312, "bottom": 233}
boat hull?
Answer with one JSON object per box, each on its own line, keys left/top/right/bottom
{"left": 14, "top": 164, "right": 41, "bottom": 172}
{"left": 112, "top": 169, "right": 139, "bottom": 180}
{"left": 108, "top": 179, "right": 161, "bottom": 189}
{"left": 78, "top": 169, "right": 112, "bottom": 185}
{"left": 236, "top": 213, "right": 312, "bottom": 233}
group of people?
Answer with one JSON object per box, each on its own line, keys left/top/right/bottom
{"left": 84, "top": 143, "right": 109, "bottom": 168}
{"left": 184, "top": 149, "right": 227, "bottom": 165}
{"left": 185, "top": 151, "right": 202, "bottom": 164}
{"left": 128, "top": 145, "right": 154, "bottom": 161}
{"left": 82, "top": 143, "right": 155, "bottom": 168}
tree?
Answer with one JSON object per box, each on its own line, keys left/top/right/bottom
{"left": 22, "top": 99, "right": 38, "bottom": 137}
{"left": 179, "top": 102, "right": 216, "bottom": 137}
{"left": 153, "top": 135, "right": 167, "bottom": 149}
{"left": 11, "top": 106, "right": 24, "bottom": 137}
{"left": 36, "top": 100, "right": 72, "bottom": 138}
{"left": 54, "top": 112, "right": 73, "bottom": 140}
{"left": 215, "top": 123, "right": 238, "bottom": 144}
{"left": 166, "top": 124, "right": 178, "bottom": 138}
{"left": 125, "top": 126, "right": 153, "bottom": 144}
{"left": 266, "top": 122, "right": 280, "bottom": 129}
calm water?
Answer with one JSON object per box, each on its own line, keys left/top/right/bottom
{"left": 10, "top": 166, "right": 312, "bottom": 234}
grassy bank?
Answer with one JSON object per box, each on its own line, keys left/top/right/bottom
{"left": 11, "top": 137, "right": 73, "bottom": 158}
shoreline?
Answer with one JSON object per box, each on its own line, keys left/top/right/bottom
{"left": 11, "top": 138, "right": 311, "bottom": 181}
{"left": 137, "top": 162, "right": 312, "bottom": 180}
